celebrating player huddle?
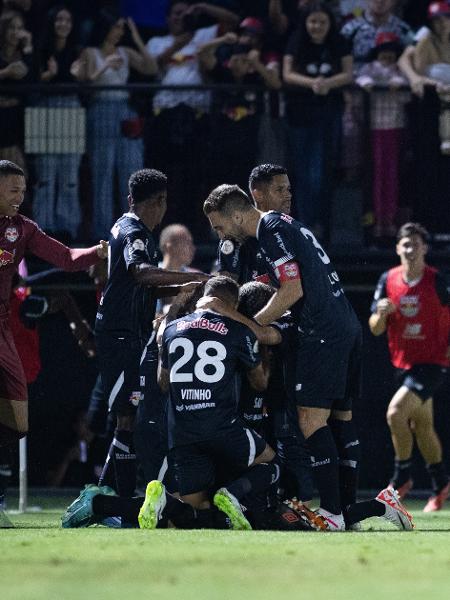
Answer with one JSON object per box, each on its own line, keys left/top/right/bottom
{"left": 53, "top": 163, "right": 449, "bottom": 532}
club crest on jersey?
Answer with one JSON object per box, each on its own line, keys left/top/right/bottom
{"left": 5, "top": 227, "right": 18, "bottom": 242}
{"left": 399, "top": 295, "right": 420, "bottom": 317}
{"left": 129, "top": 391, "right": 141, "bottom": 406}
{"left": 0, "top": 248, "right": 15, "bottom": 267}
{"left": 221, "top": 240, "right": 235, "bottom": 255}
{"left": 132, "top": 239, "right": 145, "bottom": 251}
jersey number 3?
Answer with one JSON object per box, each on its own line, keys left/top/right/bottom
{"left": 169, "top": 338, "right": 227, "bottom": 384}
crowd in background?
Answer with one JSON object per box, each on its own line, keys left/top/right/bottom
{"left": 0, "top": 0, "right": 449, "bottom": 246}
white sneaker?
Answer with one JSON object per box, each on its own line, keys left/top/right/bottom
{"left": 316, "top": 508, "right": 346, "bottom": 531}
{"left": 376, "top": 488, "right": 414, "bottom": 531}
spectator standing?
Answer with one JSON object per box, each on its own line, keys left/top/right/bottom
{"left": 76, "top": 9, "right": 157, "bottom": 240}
{"left": 356, "top": 32, "right": 410, "bottom": 238}
{"left": 32, "top": 5, "right": 84, "bottom": 240}
{"left": 283, "top": 1, "right": 352, "bottom": 238}
{"left": 408, "top": 1, "right": 450, "bottom": 155}
{"left": 341, "top": 0, "right": 414, "bottom": 69}
{"left": 144, "top": 2, "right": 238, "bottom": 238}
{"left": 199, "top": 17, "right": 281, "bottom": 192}
{"left": 0, "top": 10, "right": 35, "bottom": 172}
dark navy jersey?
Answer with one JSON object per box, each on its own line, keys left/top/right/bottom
{"left": 257, "top": 212, "right": 360, "bottom": 341}
{"left": 95, "top": 212, "right": 158, "bottom": 341}
{"left": 217, "top": 237, "right": 266, "bottom": 284}
{"left": 161, "top": 310, "right": 261, "bottom": 447}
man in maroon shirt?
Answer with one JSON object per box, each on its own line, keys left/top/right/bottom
{"left": 369, "top": 222, "right": 450, "bottom": 511}
{"left": 0, "top": 160, "right": 107, "bottom": 449}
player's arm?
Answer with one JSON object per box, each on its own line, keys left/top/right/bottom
{"left": 196, "top": 296, "right": 282, "bottom": 345}
{"left": 158, "top": 364, "right": 170, "bottom": 393}
{"left": 368, "top": 299, "right": 396, "bottom": 336}
{"left": 254, "top": 274, "right": 303, "bottom": 326}
{"left": 26, "top": 224, "right": 107, "bottom": 270}
{"left": 247, "top": 362, "right": 269, "bottom": 392}
{"left": 131, "top": 264, "right": 209, "bottom": 287}
{"left": 368, "top": 272, "right": 395, "bottom": 336}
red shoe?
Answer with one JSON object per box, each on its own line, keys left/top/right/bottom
{"left": 388, "top": 478, "right": 413, "bottom": 500}
{"left": 423, "top": 482, "right": 450, "bottom": 513}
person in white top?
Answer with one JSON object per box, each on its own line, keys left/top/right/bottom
{"left": 76, "top": 9, "right": 157, "bottom": 240}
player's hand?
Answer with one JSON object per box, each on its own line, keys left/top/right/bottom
{"left": 96, "top": 240, "right": 108, "bottom": 259}
{"left": 196, "top": 295, "right": 228, "bottom": 314}
{"left": 376, "top": 298, "right": 396, "bottom": 317}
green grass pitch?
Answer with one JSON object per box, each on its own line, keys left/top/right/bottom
{"left": 2, "top": 494, "right": 450, "bottom": 600}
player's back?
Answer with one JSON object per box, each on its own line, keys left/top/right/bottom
{"left": 162, "top": 310, "right": 260, "bottom": 447}
{"left": 257, "top": 212, "right": 360, "bottom": 341}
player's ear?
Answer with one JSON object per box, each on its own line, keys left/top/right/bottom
{"left": 231, "top": 210, "right": 243, "bottom": 226}
{"left": 127, "top": 194, "right": 133, "bottom": 208}
{"left": 251, "top": 187, "right": 263, "bottom": 208}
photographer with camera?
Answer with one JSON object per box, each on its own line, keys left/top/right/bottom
{"left": 144, "top": 2, "right": 239, "bottom": 238}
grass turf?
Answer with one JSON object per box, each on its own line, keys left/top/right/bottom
{"left": 2, "top": 495, "right": 450, "bottom": 600}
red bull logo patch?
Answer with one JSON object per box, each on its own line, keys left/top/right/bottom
{"left": 399, "top": 295, "right": 420, "bottom": 317}
{"left": 5, "top": 227, "right": 18, "bottom": 242}
{"left": 0, "top": 248, "right": 15, "bottom": 267}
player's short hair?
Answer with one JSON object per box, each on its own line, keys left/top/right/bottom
{"left": 128, "top": 169, "right": 167, "bottom": 204}
{"left": 396, "top": 222, "right": 430, "bottom": 243}
{"left": 0, "top": 160, "right": 24, "bottom": 179}
{"left": 248, "top": 164, "right": 287, "bottom": 192}
{"left": 238, "top": 281, "right": 274, "bottom": 318}
{"left": 203, "top": 184, "right": 253, "bottom": 216}
{"left": 159, "top": 223, "right": 190, "bottom": 253}
{"left": 203, "top": 275, "right": 239, "bottom": 306}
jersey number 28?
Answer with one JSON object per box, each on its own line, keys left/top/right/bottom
{"left": 169, "top": 338, "right": 227, "bottom": 384}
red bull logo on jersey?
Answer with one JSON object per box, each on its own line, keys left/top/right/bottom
{"left": 0, "top": 248, "right": 15, "bottom": 267}
{"left": 399, "top": 295, "right": 420, "bottom": 317}
{"left": 5, "top": 227, "right": 18, "bottom": 242}
{"left": 176, "top": 317, "right": 228, "bottom": 335}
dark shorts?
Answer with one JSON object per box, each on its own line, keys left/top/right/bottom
{"left": 95, "top": 334, "right": 143, "bottom": 416}
{"left": 395, "top": 363, "right": 449, "bottom": 402}
{"left": 170, "top": 423, "right": 267, "bottom": 496}
{"left": 0, "top": 318, "right": 27, "bottom": 401}
{"left": 293, "top": 329, "right": 362, "bottom": 411}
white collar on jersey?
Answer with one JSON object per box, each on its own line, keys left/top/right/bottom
{"left": 124, "top": 212, "right": 140, "bottom": 221}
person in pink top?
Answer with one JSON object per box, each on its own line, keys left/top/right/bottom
{"left": 0, "top": 160, "right": 108, "bottom": 449}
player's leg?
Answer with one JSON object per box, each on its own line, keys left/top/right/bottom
{"left": 341, "top": 487, "right": 414, "bottom": 531}
{"left": 412, "top": 398, "right": 449, "bottom": 511}
{"left": 0, "top": 322, "right": 29, "bottom": 445}
{"left": 329, "top": 333, "right": 362, "bottom": 512}
{"left": 135, "top": 342, "right": 171, "bottom": 489}
{"left": 386, "top": 385, "right": 421, "bottom": 496}
{"left": 96, "top": 335, "right": 141, "bottom": 496}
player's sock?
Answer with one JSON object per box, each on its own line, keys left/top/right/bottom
{"left": 390, "top": 458, "right": 412, "bottom": 488}
{"left": 162, "top": 492, "right": 231, "bottom": 529}
{"left": 226, "top": 457, "right": 281, "bottom": 501}
{"left": 99, "top": 430, "right": 137, "bottom": 496}
{"left": 306, "top": 426, "right": 341, "bottom": 515}
{"left": 426, "top": 462, "right": 449, "bottom": 495}
{"left": 92, "top": 494, "right": 142, "bottom": 525}
{"left": 0, "top": 445, "right": 12, "bottom": 509}
{"left": 343, "top": 499, "right": 385, "bottom": 526}
{"left": 329, "top": 419, "right": 360, "bottom": 508}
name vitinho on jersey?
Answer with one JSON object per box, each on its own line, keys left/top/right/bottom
{"left": 181, "top": 389, "right": 212, "bottom": 400}
{"left": 176, "top": 317, "right": 228, "bottom": 335}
